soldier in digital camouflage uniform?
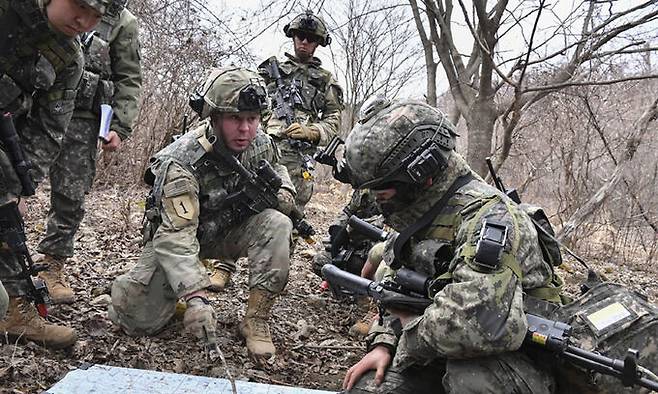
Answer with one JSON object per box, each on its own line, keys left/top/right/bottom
{"left": 341, "top": 98, "right": 563, "bottom": 393}
{"left": 108, "top": 68, "right": 296, "bottom": 360}
{"left": 0, "top": 0, "right": 110, "bottom": 349}
{"left": 35, "top": 0, "right": 142, "bottom": 305}
{"left": 206, "top": 10, "right": 344, "bottom": 290}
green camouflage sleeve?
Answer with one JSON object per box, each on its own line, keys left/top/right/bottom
{"left": 108, "top": 9, "right": 142, "bottom": 140}
{"left": 391, "top": 199, "right": 530, "bottom": 369}
{"left": 152, "top": 162, "right": 209, "bottom": 298}
{"left": 312, "top": 75, "right": 343, "bottom": 146}
{"left": 21, "top": 49, "right": 84, "bottom": 185}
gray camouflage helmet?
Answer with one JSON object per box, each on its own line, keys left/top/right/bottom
{"left": 284, "top": 10, "right": 331, "bottom": 46}
{"left": 80, "top": 0, "right": 111, "bottom": 14}
{"left": 191, "top": 67, "right": 269, "bottom": 119}
{"left": 345, "top": 99, "right": 458, "bottom": 189}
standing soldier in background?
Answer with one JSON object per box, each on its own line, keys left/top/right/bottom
{"left": 207, "top": 10, "right": 344, "bottom": 291}
{"left": 0, "top": 0, "right": 110, "bottom": 349}
{"left": 35, "top": 0, "right": 142, "bottom": 305}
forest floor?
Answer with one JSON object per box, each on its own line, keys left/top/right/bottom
{"left": 1, "top": 180, "right": 656, "bottom": 393}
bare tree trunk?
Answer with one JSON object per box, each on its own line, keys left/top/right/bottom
{"left": 558, "top": 96, "right": 658, "bottom": 242}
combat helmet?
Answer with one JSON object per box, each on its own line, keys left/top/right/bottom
{"left": 189, "top": 67, "right": 269, "bottom": 119}
{"left": 345, "top": 98, "right": 457, "bottom": 190}
{"left": 80, "top": 0, "right": 112, "bottom": 15}
{"left": 284, "top": 10, "right": 331, "bottom": 46}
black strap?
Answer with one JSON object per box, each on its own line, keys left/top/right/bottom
{"left": 391, "top": 173, "right": 476, "bottom": 269}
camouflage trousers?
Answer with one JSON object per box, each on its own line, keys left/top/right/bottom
{"left": 0, "top": 248, "right": 29, "bottom": 297}
{"left": 37, "top": 117, "right": 98, "bottom": 258}
{"left": 347, "top": 351, "right": 555, "bottom": 394}
{"left": 277, "top": 141, "right": 314, "bottom": 211}
{"left": 109, "top": 209, "right": 292, "bottom": 336}
{"left": 0, "top": 280, "right": 8, "bottom": 319}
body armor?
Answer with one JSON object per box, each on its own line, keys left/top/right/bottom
{"left": 143, "top": 123, "right": 279, "bottom": 247}
{"left": 75, "top": 0, "right": 128, "bottom": 112}
{"left": 0, "top": 0, "right": 79, "bottom": 112}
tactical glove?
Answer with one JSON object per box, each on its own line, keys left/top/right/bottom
{"left": 276, "top": 188, "right": 296, "bottom": 216}
{"left": 285, "top": 122, "right": 320, "bottom": 143}
{"left": 183, "top": 297, "right": 217, "bottom": 345}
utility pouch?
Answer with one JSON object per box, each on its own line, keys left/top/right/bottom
{"left": 549, "top": 282, "right": 658, "bottom": 393}
{"left": 75, "top": 70, "right": 100, "bottom": 110}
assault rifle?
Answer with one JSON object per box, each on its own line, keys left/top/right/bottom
{"left": 210, "top": 145, "right": 315, "bottom": 243}
{"left": 0, "top": 203, "right": 50, "bottom": 317}
{"left": 313, "top": 136, "right": 343, "bottom": 168}
{"left": 0, "top": 113, "right": 49, "bottom": 316}
{"left": 265, "top": 58, "right": 315, "bottom": 179}
{"left": 265, "top": 58, "right": 303, "bottom": 128}
{"left": 321, "top": 264, "right": 658, "bottom": 392}
{"left": 0, "top": 113, "right": 35, "bottom": 196}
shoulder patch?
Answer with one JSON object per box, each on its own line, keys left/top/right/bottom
{"left": 170, "top": 195, "right": 195, "bottom": 220}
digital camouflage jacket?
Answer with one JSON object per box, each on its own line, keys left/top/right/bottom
{"left": 367, "top": 151, "right": 561, "bottom": 371}
{"left": 0, "top": 0, "right": 84, "bottom": 202}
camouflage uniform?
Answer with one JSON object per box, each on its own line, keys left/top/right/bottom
{"left": 258, "top": 12, "right": 344, "bottom": 210}
{"left": 38, "top": 4, "right": 142, "bottom": 259}
{"left": 109, "top": 120, "right": 295, "bottom": 335}
{"left": 0, "top": 0, "right": 85, "bottom": 296}
{"left": 344, "top": 100, "right": 561, "bottom": 393}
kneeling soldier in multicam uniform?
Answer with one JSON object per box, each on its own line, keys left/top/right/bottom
{"left": 108, "top": 68, "right": 296, "bottom": 360}
{"left": 341, "top": 98, "right": 562, "bottom": 393}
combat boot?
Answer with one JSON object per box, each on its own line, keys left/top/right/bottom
{"left": 349, "top": 303, "right": 379, "bottom": 338}
{"left": 36, "top": 254, "right": 75, "bottom": 304}
{"left": 0, "top": 297, "right": 77, "bottom": 349}
{"left": 239, "top": 289, "right": 276, "bottom": 358}
{"left": 204, "top": 259, "right": 232, "bottom": 292}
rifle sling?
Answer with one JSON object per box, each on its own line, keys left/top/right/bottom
{"left": 391, "top": 173, "right": 476, "bottom": 269}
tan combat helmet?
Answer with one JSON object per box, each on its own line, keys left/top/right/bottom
{"left": 345, "top": 98, "right": 458, "bottom": 190}
{"left": 189, "top": 67, "right": 269, "bottom": 119}
{"left": 284, "top": 10, "right": 332, "bottom": 46}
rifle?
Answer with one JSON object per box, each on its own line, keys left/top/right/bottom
{"left": 0, "top": 113, "right": 49, "bottom": 316}
{"left": 210, "top": 144, "right": 315, "bottom": 243}
{"left": 265, "top": 58, "right": 315, "bottom": 179}
{"left": 0, "top": 113, "right": 35, "bottom": 196}
{"left": 321, "top": 264, "right": 658, "bottom": 392}
{"left": 313, "top": 136, "right": 343, "bottom": 168}
{"left": 0, "top": 202, "right": 50, "bottom": 317}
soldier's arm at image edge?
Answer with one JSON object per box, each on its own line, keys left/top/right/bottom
{"left": 151, "top": 163, "right": 209, "bottom": 298}
{"left": 312, "top": 78, "right": 343, "bottom": 146}
{"left": 109, "top": 10, "right": 142, "bottom": 140}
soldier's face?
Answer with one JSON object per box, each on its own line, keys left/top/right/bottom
{"left": 46, "top": 0, "right": 102, "bottom": 37}
{"left": 213, "top": 112, "right": 260, "bottom": 153}
{"left": 293, "top": 34, "right": 320, "bottom": 61}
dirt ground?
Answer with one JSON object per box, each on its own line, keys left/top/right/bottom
{"left": 1, "top": 180, "right": 656, "bottom": 393}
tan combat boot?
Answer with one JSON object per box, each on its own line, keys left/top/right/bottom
{"left": 349, "top": 303, "right": 379, "bottom": 338}
{"left": 239, "top": 289, "right": 276, "bottom": 358}
{"left": 204, "top": 259, "right": 232, "bottom": 292}
{"left": 36, "top": 254, "right": 75, "bottom": 304}
{"left": 0, "top": 297, "right": 77, "bottom": 349}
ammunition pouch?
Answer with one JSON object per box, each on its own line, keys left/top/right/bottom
{"left": 75, "top": 70, "right": 114, "bottom": 112}
{"left": 548, "top": 282, "right": 658, "bottom": 393}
